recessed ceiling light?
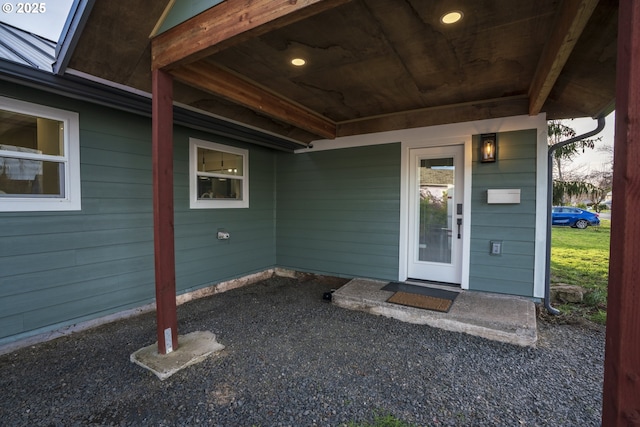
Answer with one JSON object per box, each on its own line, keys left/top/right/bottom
{"left": 441, "top": 10, "right": 463, "bottom": 25}
{"left": 291, "top": 58, "right": 306, "bottom": 66}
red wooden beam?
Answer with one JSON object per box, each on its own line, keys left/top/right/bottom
{"left": 152, "top": 68, "right": 178, "bottom": 355}
{"left": 170, "top": 62, "right": 336, "bottom": 139}
{"left": 151, "top": 0, "right": 351, "bottom": 70}
{"left": 602, "top": 0, "right": 640, "bottom": 424}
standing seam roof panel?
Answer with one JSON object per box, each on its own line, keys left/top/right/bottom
{"left": 0, "top": 23, "right": 56, "bottom": 71}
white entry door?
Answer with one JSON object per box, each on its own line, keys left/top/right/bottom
{"left": 407, "top": 145, "right": 464, "bottom": 284}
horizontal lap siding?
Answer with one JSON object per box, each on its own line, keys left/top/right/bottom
{"left": 172, "top": 128, "right": 276, "bottom": 293}
{"left": 276, "top": 144, "right": 401, "bottom": 280}
{"left": 0, "top": 97, "right": 156, "bottom": 343}
{"left": 469, "top": 129, "right": 538, "bottom": 296}
{"left": 0, "top": 85, "right": 277, "bottom": 345}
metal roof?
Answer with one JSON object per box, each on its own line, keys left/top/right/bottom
{"left": 0, "top": 22, "right": 56, "bottom": 71}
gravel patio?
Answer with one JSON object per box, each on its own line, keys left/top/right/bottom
{"left": 0, "top": 274, "right": 604, "bottom": 426}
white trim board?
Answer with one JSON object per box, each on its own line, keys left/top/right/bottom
{"left": 298, "top": 115, "right": 547, "bottom": 153}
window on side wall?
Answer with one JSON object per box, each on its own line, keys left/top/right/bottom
{"left": 189, "top": 138, "right": 249, "bottom": 209}
{"left": 0, "top": 97, "right": 80, "bottom": 212}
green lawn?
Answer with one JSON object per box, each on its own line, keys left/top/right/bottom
{"left": 550, "top": 219, "right": 610, "bottom": 323}
{"left": 347, "top": 413, "right": 415, "bottom": 427}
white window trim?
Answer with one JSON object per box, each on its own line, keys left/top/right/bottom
{"left": 0, "top": 96, "right": 81, "bottom": 212}
{"left": 189, "top": 138, "right": 249, "bottom": 209}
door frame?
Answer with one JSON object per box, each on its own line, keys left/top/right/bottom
{"left": 399, "top": 136, "right": 472, "bottom": 289}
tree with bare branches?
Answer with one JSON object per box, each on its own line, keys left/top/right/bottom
{"left": 548, "top": 120, "right": 604, "bottom": 206}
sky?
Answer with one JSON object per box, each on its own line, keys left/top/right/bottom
{"left": 556, "top": 111, "right": 615, "bottom": 173}
{"left": 0, "top": 0, "right": 75, "bottom": 41}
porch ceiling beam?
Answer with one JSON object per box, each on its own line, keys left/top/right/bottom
{"left": 151, "top": 0, "right": 352, "bottom": 71}
{"left": 336, "top": 95, "right": 530, "bottom": 137}
{"left": 528, "top": 0, "right": 599, "bottom": 116}
{"left": 170, "top": 61, "right": 337, "bottom": 139}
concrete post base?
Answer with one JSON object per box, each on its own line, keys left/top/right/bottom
{"left": 130, "top": 331, "right": 225, "bottom": 380}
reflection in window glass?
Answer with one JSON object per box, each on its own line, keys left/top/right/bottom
{"left": 197, "top": 147, "right": 243, "bottom": 177}
{"left": 0, "top": 110, "right": 64, "bottom": 155}
{"left": 418, "top": 158, "right": 455, "bottom": 264}
{"left": 197, "top": 176, "right": 242, "bottom": 200}
{"left": 0, "top": 157, "right": 64, "bottom": 197}
{"left": 0, "top": 109, "right": 66, "bottom": 197}
{"left": 190, "top": 138, "right": 249, "bottom": 209}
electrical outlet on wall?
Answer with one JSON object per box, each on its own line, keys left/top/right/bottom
{"left": 490, "top": 240, "right": 502, "bottom": 255}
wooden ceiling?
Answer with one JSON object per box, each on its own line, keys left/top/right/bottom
{"left": 68, "top": 0, "right": 618, "bottom": 145}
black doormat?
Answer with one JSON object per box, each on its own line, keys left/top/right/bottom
{"left": 387, "top": 291, "right": 454, "bottom": 312}
{"left": 382, "top": 282, "right": 459, "bottom": 313}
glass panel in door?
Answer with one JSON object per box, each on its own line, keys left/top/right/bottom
{"left": 418, "top": 157, "right": 454, "bottom": 264}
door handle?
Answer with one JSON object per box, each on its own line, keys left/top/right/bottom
{"left": 456, "top": 218, "right": 462, "bottom": 239}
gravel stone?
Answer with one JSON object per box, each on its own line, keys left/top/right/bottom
{"left": 0, "top": 275, "right": 605, "bottom": 426}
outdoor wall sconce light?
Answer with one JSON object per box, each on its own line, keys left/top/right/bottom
{"left": 481, "top": 133, "right": 497, "bottom": 163}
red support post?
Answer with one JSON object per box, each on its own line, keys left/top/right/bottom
{"left": 152, "top": 68, "right": 179, "bottom": 354}
{"left": 602, "top": 0, "right": 640, "bottom": 424}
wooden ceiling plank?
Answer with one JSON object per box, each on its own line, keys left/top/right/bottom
{"left": 152, "top": 0, "right": 351, "bottom": 70}
{"left": 171, "top": 61, "right": 336, "bottom": 139}
{"left": 528, "top": 0, "right": 599, "bottom": 116}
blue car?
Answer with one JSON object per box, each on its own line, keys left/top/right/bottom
{"left": 551, "top": 206, "right": 600, "bottom": 229}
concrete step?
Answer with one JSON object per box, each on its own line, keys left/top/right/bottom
{"left": 332, "top": 278, "right": 538, "bottom": 347}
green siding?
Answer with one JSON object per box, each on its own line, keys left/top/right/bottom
{"left": 469, "top": 129, "right": 538, "bottom": 296}
{"left": 172, "top": 127, "right": 277, "bottom": 294}
{"left": 0, "top": 84, "right": 276, "bottom": 345}
{"left": 156, "top": 0, "right": 225, "bottom": 34}
{"left": 0, "top": 82, "right": 543, "bottom": 347}
{"left": 0, "top": 87, "right": 157, "bottom": 345}
{"left": 276, "top": 144, "right": 401, "bottom": 280}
